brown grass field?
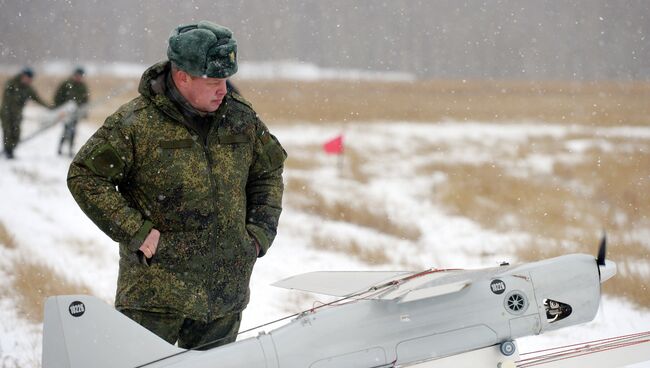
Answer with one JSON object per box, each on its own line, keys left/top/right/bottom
{"left": 0, "top": 220, "right": 17, "bottom": 249}
{"left": 2, "top": 73, "right": 649, "bottom": 309}
{"left": 285, "top": 176, "right": 421, "bottom": 242}
{"left": 11, "top": 259, "right": 91, "bottom": 322}
{"left": 237, "top": 79, "right": 650, "bottom": 126}
{"left": 2, "top": 74, "right": 650, "bottom": 125}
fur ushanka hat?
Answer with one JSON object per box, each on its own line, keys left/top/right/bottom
{"left": 167, "top": 21, "right": 238, "bottom": 78}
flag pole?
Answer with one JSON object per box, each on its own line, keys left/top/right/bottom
{"left": 337, "top": 147, "right": 344, "bottom": 177}
{"left": 323, "top": 133, "right": 345, "bottom": 176}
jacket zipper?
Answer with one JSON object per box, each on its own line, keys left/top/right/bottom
{"left": 202, "top": 120, "right": 222, "bottom": 322}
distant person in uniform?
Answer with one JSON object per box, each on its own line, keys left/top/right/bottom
{"left": 67, "top": 21, "right": 286, "bottom": 350}
{"left": 54, "top": 67, "right": 90, "bottom": 157}
{"left": 1, "top": 67, "right": 52, "bottom": 159}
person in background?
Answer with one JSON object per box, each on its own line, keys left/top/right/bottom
{"left": 1, "top": 67, "right": 52, "bottom": 159}
{"left": 54, "top": 66, "right": 90, "bottom": 157}
{"left": 67, "top": 21, "right": 286, "bottom": 350}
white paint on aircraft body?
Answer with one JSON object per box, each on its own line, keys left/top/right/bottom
{"left": 42, "top": 254, "right": 610, "bottom": 368}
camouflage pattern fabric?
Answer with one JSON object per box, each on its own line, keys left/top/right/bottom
{"left": 2, "top": 114, "right": 20, "bottom": 154}
{"left": 1, "top": 74, "right": 50, "bottom": 153}
{"left": 67, "top": 61, "right": 286, "bottom": 322}
{"left": 54, "top": 77, "right": 89, "bottom": 155}
{"left": 54, "top": 77, "right": 89, "bottom": 107}
{"left": 120, "top": 308, "right": 241, "bottom": 350}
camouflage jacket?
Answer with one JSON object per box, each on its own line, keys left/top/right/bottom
{"left": 54, "top": 78, "right": 89, "bottom": 107}
{"left": 67, "top": 61, "right": 286, "bottom": 321}
{"left": 1, "top": 74, "right": 50, "bottom": 119}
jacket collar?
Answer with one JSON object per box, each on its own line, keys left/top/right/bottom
{"left": 138, "top": 61, "right": 185, "bottom": 123}
{"left": 138, "top": 61, "right": 230, "bottom": 131}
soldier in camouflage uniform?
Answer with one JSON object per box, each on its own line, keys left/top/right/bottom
{"left": 67, "top": 21, "right": 286, "bottom": 350}
{"left": 54, "top": 67, "right": 90, "bottom": 156}
{"left": 1, "top": 67, "right": 52, "bottom": 159}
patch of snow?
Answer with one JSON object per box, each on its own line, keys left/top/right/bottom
{"left": 0, "top": 110, "right": 648, "bottom": 367}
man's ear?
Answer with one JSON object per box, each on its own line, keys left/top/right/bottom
{"left": 173, "top": 69, "right": 191, "bottom": 88}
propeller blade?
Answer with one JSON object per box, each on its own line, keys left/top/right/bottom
{"left": 596, "top": 233, "right": 607, "bottom": 266}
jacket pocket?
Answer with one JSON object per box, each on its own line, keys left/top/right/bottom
{"left": 159, "top": 139, "right": 195, "bottom": 149}
{"left": 219, "top": 134, "right": 249, "bottom": 144}
{"left": 148, "top": 232, "right": 166, "bottom": 266}
{"left": 150, "top": 231, "right": 199, "bottom": 269}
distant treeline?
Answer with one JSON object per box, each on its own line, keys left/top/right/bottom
{"left": 0, "top": 0, "right": 648, "bottom": 80}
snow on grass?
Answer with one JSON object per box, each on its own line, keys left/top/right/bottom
{"left": 0, "top": 107, "right": 648, "bottom": 366}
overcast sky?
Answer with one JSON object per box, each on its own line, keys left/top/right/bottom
{"left": 0, "top": 0, "right": 648, "bottom": 80}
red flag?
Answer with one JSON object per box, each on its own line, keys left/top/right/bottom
{"left": 323, "top": 134, "right": 344, "bottom": 155}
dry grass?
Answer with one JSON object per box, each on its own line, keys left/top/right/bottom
{"left": 235, "top": 79, "right": 650, "bottom": 126}
{"left": 285, "top": 176, "right": 421, "bottom": 241}
{"left": 430, "top": 162, "right": 601, "bottom": 240}
{"left": 284, "top": 148, "right": 323, "bottom": 171}
{"left": 280, "top": 291, "right": 320, "bottom": 314}
{"left": 3, "top": 73, "right": 649, "bottom": 127}
{"left": 553, "top": 149, "right": 650, "bottom": 228}
{"left": 2, "top": 72, "right": 647, "bottom": 308}
{"left": 427, "top": 141, "right": 650, "bottom": 240}
{"left": 285, "top": 144, "right": 421, "bottom": 244}
{"left": 12, "top": 258, "right": 91, "bottom": 322}
{"left": 518, "top": 238, "right": 650, "bottom": 308}
{"left": 343, "top": 147, "right": 372, "bottom": 184}
{"left": 310, "top": 233, "right": 392, "bottom": 266}
{"left": 277, "top": 84, "right": 649, "bottom": 308}
{"left": 58, "top": 237, "right": 97, "bottom": 258}
{"left": 425, "top": 138, "right": 650, "bottom": 308}
{"left": 0, "top": 221, "right": 17, "bottom": 249}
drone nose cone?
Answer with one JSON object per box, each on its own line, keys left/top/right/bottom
{"left": 599, "top": 259, "right": 617, "bottom": 283}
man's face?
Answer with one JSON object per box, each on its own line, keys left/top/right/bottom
{"left": 184, "top": 76, "right": 228, "bottom": 113}
{"left": 20, "top": 75, "right": 33, "bottom": 85}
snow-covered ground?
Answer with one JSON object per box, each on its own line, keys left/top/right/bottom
{"left": 1, "top": 105, "right": 649, "bottom": 367}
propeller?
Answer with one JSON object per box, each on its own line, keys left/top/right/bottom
{"left": 594, "top": 233, "right": 616, "bottom": 324}
{"left": 596, "top": 234, "right": 607, "bottom": 266}
{"left": 596, "top": 233, "right": 616, "bottom": 283}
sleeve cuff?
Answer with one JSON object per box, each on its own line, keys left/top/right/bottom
{"left": 128, "top": 220, "right": 154, "bottom": 252}
{"left": 246, "top": 224, "right": 270, "bottom": 258}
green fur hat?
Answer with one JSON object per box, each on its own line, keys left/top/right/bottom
{"left": 167, "top": 21, "right": 238, "bottom": 78}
